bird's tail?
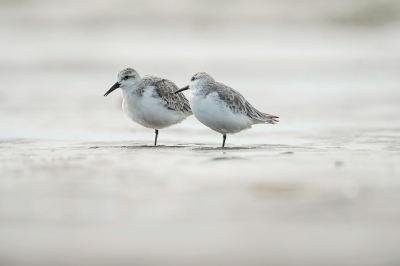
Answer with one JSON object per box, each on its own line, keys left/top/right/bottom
{"left": 252, "top": 113, "right": 279, "bottom": 124}
{"left": 266, "top": 114, "right": 279, "bottom": 122}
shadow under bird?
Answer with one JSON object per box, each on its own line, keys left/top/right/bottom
{"left": 175, "top": 72, "right": 279, "bottom": 147}
{"left": 104, "top": 68, "right": 192, "bottom": 146}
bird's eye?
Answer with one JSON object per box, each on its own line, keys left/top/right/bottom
{"left": 191, "top": 77, "right": 195, "bottom": 81}
{"left": 124, "top": 76, "right": 129, "bottom": 80}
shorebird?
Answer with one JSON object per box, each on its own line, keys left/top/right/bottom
{"left": 175, "top": 72, "right": 278, "bottom": 147}
{"left": 104, "top": 68, "right": 192, "bottom": 146}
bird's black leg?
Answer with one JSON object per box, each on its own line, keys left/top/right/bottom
{"left": 222, "top": 134, "right": 227, "bottom": 148}
{"left": 154, "top": 129, "right": 159, "bottom": 146}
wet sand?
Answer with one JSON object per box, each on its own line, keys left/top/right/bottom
{"left": 1, "top": 0, "right": 400, "bottom": 265}
{"left": 1, "top": 125, "right": 400, "bottom": 265}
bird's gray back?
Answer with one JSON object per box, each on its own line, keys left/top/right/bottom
{"left": 143, "top": 76, "right": 192, "bottom": 115}
{"left": 207, "top": 82, "right": 278, "bottom": 124}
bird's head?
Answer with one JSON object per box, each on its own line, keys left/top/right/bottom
{"left": 104, "top": 68, "right": 141, "bottom": 97}
{"left": 174, "top": 72, "right": 215, "bottom": 94}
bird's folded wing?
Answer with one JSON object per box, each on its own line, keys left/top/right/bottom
{"left": 216, "top": 82, "right": 278, "bottom": 124}
{"left": 149, "top": 77, "right": 192, "bottom": 114}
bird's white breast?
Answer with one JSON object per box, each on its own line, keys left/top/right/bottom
{"left": 190, "top": 91, "right": 252, "bottom": 134}
{"left": 122, "top": 87, "right": 186, "bottom": 129}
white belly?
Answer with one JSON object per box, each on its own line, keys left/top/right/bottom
{"left": 122, "top": 87, "right": 187, "bottom": 129}
{"left": 190, "top": 92, "right": 252, "bottom": 134}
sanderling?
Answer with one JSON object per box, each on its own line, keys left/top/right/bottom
{"left": 175, "top": 72, "right": 278, "bottom": 147}
{"left": 104, "top": 68, "right": 192, "bottom": 146}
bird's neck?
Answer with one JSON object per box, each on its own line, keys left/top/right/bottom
{"left": 121, "top": 84, "right": 142, "bottom": 100}
{"left": 192, "top": 82, "right": 212, "bottom": 96}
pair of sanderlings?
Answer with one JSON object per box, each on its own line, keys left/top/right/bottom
{"left": 104, "top": 68, "right": 279, "bottom": 147}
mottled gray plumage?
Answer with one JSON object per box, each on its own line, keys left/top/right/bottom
{"left": 176, "top": 71, "right": 280, "bottom": 147}
{"left": 215, "top": 82, "right": 278, "bottom": 124}
{"left": 192, "top": 72, "right": 278, "bottom": 124}
{"left": 104, "top": 67, "right": 192, "bottom": 146}
{"left": 146, "top": 76, "right": 192, "bottom": 114}
{"left": 118, "top": 68, "right": 192, "bottom": 115}
{"left": 183, "top": 71, "right": 279, "bottom": 147}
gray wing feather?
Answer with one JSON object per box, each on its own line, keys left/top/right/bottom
{"left": 215, "top": 82, "right": 279, "bottom": 124}
{"left": 144, "top": 76, "right": 192, "bottom": 114}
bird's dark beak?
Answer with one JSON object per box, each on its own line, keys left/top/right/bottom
{"left": 104, "top": 82, "right": 121, "bottom": 97}
{"left": 174, "top": 85, "right": 189, "bottom": 94}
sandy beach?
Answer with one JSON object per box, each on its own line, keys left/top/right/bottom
{"left": 1, "top": 0, "right": 400, "bottom": 265}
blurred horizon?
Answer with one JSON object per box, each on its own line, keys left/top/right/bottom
{"left": 2, "top": 0, "right": 400, "bottom": 70}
